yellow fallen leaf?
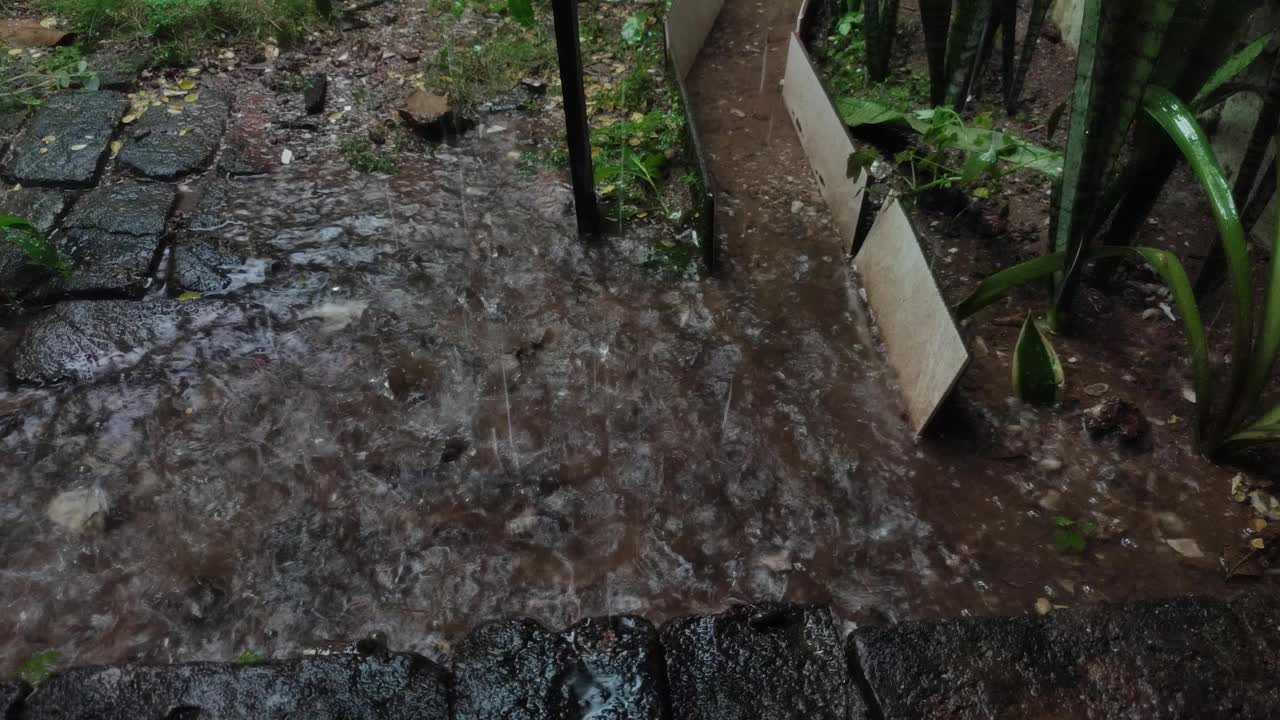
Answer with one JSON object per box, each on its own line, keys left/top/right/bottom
{"left": 184, "top": 93, "right": 199, "bottom": 103}
{"left": 601, "top": 184, "right": 616, "bottom": 194}
{"left": 164, "top": 89, "right": 187, "bottom": 97}
{"left": 1251, "top": 538, "right": 1267, "bottom": 550}
{"left": 7, "top": 49, "right": 22, "bottom": 57}
{"left": 628, "top": 137, "right": 642, "bottom": 146}
{"left": 630, "top": 112, "right": 645, "bottom": 123}
{"left": 160, "top": 96, "right": 170, "bottom": 104}
{"left": 122, "top": 114, "right": 137, "bottom": 124}
{"left": 178, "top": 291, "right": 202, "bottom": 301}
{"left": 179, "top": 128, "right": 192, "bottom": 137}
{"left": 1254, "top": 518, "right": 1269, "bottom": 531}
{"left": 41, "top": 135, "right": 57, "bottom": 143}
{"left": 168, "top": 107, "right": 183, "bottom": 115}
{"left": 178, "top": 78, "right": 196, "bottom": 90}
{"left": 69, "top": 143, "right": 87, "bottom": 151}
{"left": 186, "top": 67, "right": 201, "bottom": 76}
{"left": 327, "top": 111, "right": 343, "bottom": 122}
{"left": 110, "top": 140, "right": 123, "bottom": 158}
{"left": 39, "top": 147, "right": 49, "bottom": 154}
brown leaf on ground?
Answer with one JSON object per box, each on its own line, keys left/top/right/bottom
{"left": 0, "top": 21, "right": 72, "bottom": 48}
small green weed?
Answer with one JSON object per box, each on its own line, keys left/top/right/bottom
{"left": 1052, "top": 516, "right": 1097, "bottom": 555}
{"left": 424, "top": 20, "right": 554, "bottom": 111}
{"left": 0, "top": 47, "right": 98, "bottom": 111}
{"left": 1, "top": 216, "right": 73, "bottom": 277}
{"left": 10, "top": 650, "right": 61, "bottom": 685}
{"left": 236, "top": 649, "right": 263, "bottom": 664}
{"left": 338, "top": 136, "right": 398, "bottom": 174}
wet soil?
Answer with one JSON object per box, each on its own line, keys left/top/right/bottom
{"left": 0, "top": 0, "right": 1276, "bottom": 672}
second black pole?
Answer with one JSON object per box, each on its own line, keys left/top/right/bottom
{"left": 550, "top": 0, "right": 600, "bottom": 236}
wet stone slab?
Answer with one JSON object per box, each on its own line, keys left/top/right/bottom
{"left": 851, "top": 593, "right": 1280, "bottom": 718}
{"left": 2, "top": 92, "right": 126, "bottom": 188}
{"left": 451, "top": 619, "right": 579, "bottom": 720}
{"left": 1, "top": 680, "right": 29, "bottom": 716}
{"left": 119, "top": 92, "right": 230, "bottom": 179}
{"left": 15, "top": 653, "right": 449, "bottom": 720}
{"left": 661, "top": 604, "right": 868, "bottom": 720}
{"left": 566, "top": 616, "right": 670, "bottom": 720}
{"left": 11, "top": 299, "right": 229, "bottom": 384}
{"left": 0, "top": 187, "right": 72, "bottom": 234}
{"left": 64, "top": 181, "right": 175, "bottom": 237}
{"left": 52, "top": 181, "right": 175, "bottom": 295}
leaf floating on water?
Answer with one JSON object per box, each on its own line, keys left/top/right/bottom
{"left": 167, "top": 106, "right": 183, "bottom": 115}
{"left": 184, "top": 93, "right": 199, "bottom": 103}
{"left": 38, "top": 147, "right": 48, "bottom": 154}
{"left": 122, "top": 114, "right": 137, "bottom": 124}
{"left": 69, "top": 143, "right": 87, "bottom": 151}
{"left": 1165, "top": 538, "right": 1204, "bottom": 558}
{"left": 41, "top": 134, "right": 56, "bottom": 143}
{"left": 327, "top": 111, "right": 343, "bottom": 123}
{"left": 178, "top": 78, "right": 196, "bottom": 91}
{"left": 110, "top": 140, "right": 122, "bottom": 158}
{"left": 178, "top": 291, "right": 202, "bottom": 301}
{"left": 179, "top": 128, "right": 192, "bottom": 137}
{"left": 280, "top": 148, "right": 293, "bottom": 165}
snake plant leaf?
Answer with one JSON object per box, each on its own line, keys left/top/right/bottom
{"left": 1235, "top": 134, "right": 1280, "bottom": 429}
{"left": 1142, "top": 85, "right": 1251, "bottom": 433}
{"left": 954, "top": 252, "right": 1067, "bottom": 320}
{"left": 1128, "top": 246, "right": 1213, "bottom": 442}
{"left": 919, "top": 0, "right": 953, "bottom": 106}
{"left": 1051, "top": 0, "right": 1177, "bottom": 328}
{"left": 1232, "top": 53, "right": 1280, "bottom": 209}
{"left": 1006, "top": 0, "right": 1052, "bottom": 113}
{"left": 1191, "top": 31, "right": 1274, "bottom": 111}
{"left": 1013, "top": 314, "right": 1064, "bottom": 405}
{"left": 997, "top": 0, "right": 1017, "bottom": 105}
{"left": 943, "top": 0, "right": 994, "bottom": 110}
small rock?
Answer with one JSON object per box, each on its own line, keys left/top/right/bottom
{"left": 1083, "top": 397, "right": 1149, "bottom": 444}
{"left": 790, "top": 200, "right": 804, "bottom": 214}
{"left": 1038, "top": 457, "right": 1064, "bottom": 472}
{"left": 1084, "top": 382, "right": 1109, "bottom": 396}
{"left": 400, "top": 90, "right": 474, "bottom": 142}
{"left": 46, "top": 487, "right": 110, "bottom": 532}
{"left": 281, "top": 148, "right": 293, "bottom": 165}
{"left": 1165, "top": 538, "right": 1203, "bottom": 558}
{"left": 399, "top": 47, "right": 421, "bottom": 62}
{"left": 303, "top": 74, "right": 328, "bottom": 114}
{"left": 729, "top": 108, "right": 747, "bottom": 118}
{"left": 520, "top": 77, "right": 547, "bottom": 95}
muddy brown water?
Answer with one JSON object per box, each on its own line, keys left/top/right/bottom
{"left": 1, "top": 0, "right": 1274, "bottom": 669}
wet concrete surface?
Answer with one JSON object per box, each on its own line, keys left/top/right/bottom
{"left": 0, "top": 0, "right": 1275, "bottom": 674}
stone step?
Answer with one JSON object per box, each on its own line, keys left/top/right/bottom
{"left": 2, "top": 92, "right": 127, "bottom": 188}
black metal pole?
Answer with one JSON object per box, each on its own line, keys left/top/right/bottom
{"left": 551, "top": 0, "right": 599, "bottom": 236}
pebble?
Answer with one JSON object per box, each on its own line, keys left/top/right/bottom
{"left": 46, "top": 487, "right": 111, "bottom": 533}
{"left": 1038, "top": 457, "right": 1064, "bottom": 472}
{"left": 790, "top": 200, "right": 804, "bottom": 214}
{"left": 1084, "top": 383, "right": 1109, "bottom": 396}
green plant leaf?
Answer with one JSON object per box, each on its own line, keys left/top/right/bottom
{"left": 237, "top": 649, "right": 263, "bottom": 665}
{"left": 14, "top": 650, "right": 60, "bottom": 685}
{"left": 1141, "top": 85, "right": 1250, "bottom": 438}
{"left": 943, "top": 0, "right": 994, "bottom": 110}
{"left": 1052, "top": 516, "right": 1095, "bottom": 555}
{"left": 837, "top": 97, "right": 906, "bottom": 127}
{"left": 508, "top": 0, "right": 534, "bottom": 28}
{"left": 1235, "top": 133, "right": 1280, "bottom": 430}
{"left": 1051, "top": 0, "right": 1178, "bottom": 328}
{"left": 1, "top": 215, "right": 71, "bottom": 277}
{"left": 622, "top": 15, "right": 646, "bottom": 44}
{"left": 1191, "top": 31, "right": 1274, "bottom": 111}
{"left": 918, "top": 0, "right": 952, "bottom": 106}
{"left": 1013, "top": 314, "right": 1063, "bottom": 405}
{"left": 846, "top": 148, "right": 880, "bottom": 179}
{"left": 953, "top": 252, "right": 1067, "bottom": 319}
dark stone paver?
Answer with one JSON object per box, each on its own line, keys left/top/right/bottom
{"left": 451, "top": 618, "right": 579, "bottom": 720}
{"left": 55, "top": 230, "right": 161, "bottom": 295}
{"left": 15, "top": 652, "right": 449, "bottom": 719}
{"left": 51, "top": 182, "right": 175, "bottom": 295}
{"left": 2, "top": 680, "right": 30, "bottom": 716}
{"left": 119, "top": 92, "right": 230, "bottom": 179}
{"left": 3, "top": 92, "right": 127, "bottom": 188}
{"left": 0, "top": 187, "right": 72, "bottom": 234}
{"left": 566, "top": 616, "right": 670, "bottom": 720}
{"left": 11, "top": 299, "right": 230, "bottom": 383}
{"left": 661, "top": 603, "right": 867, "bottom": 720}
{"left": 171, "top": 236, "right": 247, "bottom": 293}
{"left": 64, "top": 181, "right": 175, "bottom": 236}
{"left": 851, "top": 593, "right": 1280, "bottom": 719}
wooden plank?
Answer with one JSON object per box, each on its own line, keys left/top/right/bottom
{"left": 667, "top": 0, "right": 725, "bottom": 80}
{"left": 781, "top": 33, "right": 865, "bottom": 255}
{"left": 854, "top": 197, "right": 971, "bottom": 435}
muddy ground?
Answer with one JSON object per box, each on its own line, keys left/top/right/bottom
{"left": 0, "top": 0, "right": 1276, "bottom": 672}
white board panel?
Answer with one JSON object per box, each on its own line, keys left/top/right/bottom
{"left": 667, "top": 0, "right": 725, "bottom": 80}
{"left": 781, "top": 33, "right": 865, "bottom": 255}
{"left": 854, "top": 197, "right": 970, "bottom": 435}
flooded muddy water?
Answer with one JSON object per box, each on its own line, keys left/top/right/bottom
{"left": 1, "top": 0, "right": 1273, "bottom": 670}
